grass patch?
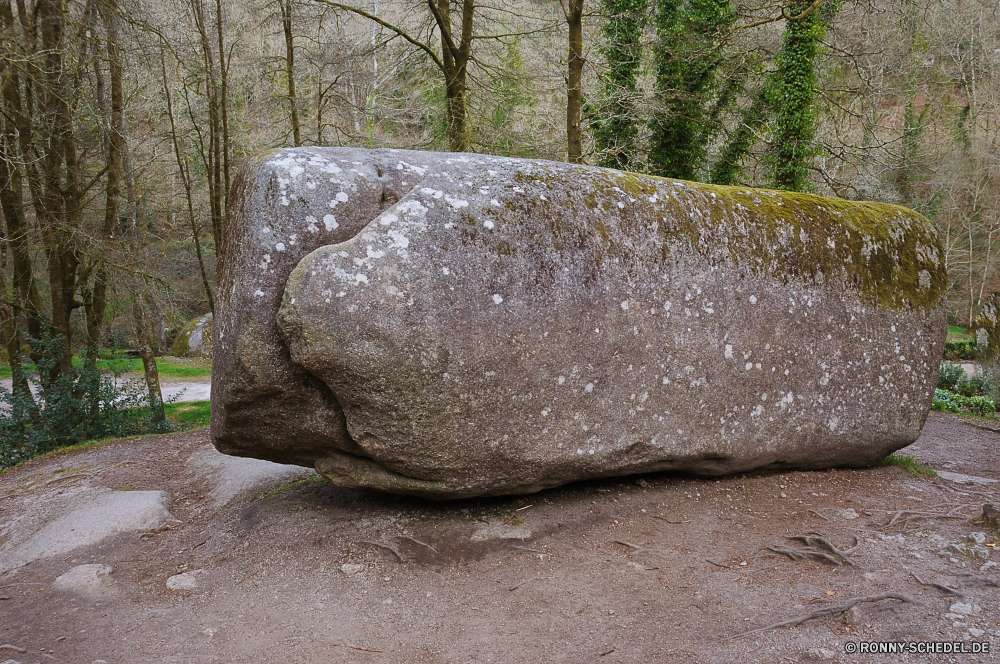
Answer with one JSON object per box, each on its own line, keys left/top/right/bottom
{"left": 948, "top": 325, "right": 973, "bottom": 339}
{"left": 0, "top": 356, "right": 211, "bottom": 381}
{"left": 164, "top": 400, "right": 211, "bottom": 429}
{"left": 879, "top": 454, "right": 937, "bottom": 477}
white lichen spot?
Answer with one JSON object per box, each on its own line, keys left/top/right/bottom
{"left": 617, "top": 202, "right": 625, "bottom": 209}
{"left": 445, "top": 195, "right": 469, "bottom": 209}
{"left": 354, "top": 274, "right": 368, "bottom": 285}
{"left": 749, "top": 295, "right": 757, "bottom": 304}
{"left": 620, "top": 300, "right": 629, "bottom": 311}
{"left": 305, "top": 216, "right": 319, "bottom": 233}
{"left": 558, "top": 376, "right": 566, "bottom": 385}
{"left": 541, "top": 408, "right": 550, "bottom": 417}
{"left": 724, "top": 344, "right": 734, "bottom": 359}
{"left": 828, "top": 416, "right": 839, "bottom": 431}
{"left": 379, "top": 213, "right": 398, "bottom": 226}
{"left": 323, "top": 214, "right": 339, "bottom": 231}
{"left": 513, "top": 186, "right": 525, "bottom": 194}
{"left": 442, "top": 267, "right": 450, "bottom": 275}
{"left": 275, "top": 243, "right": 286, "bottom": 251}
{"left": 492, "top": 294, "right": 504, "bottom": 305}
{"left": 745, "top": 362, "right": 753, "bottom": 371}
{"left": 388, "top": 231, "right": 410, "bottom": 249}
{"left": 420, "top": 187, "right": 444, "bottom": 199}
{"left": 662, "top": 377, "right": 670, "bottom": 385}
{"left": 484, "top": 220, "right": 495, "bottom": 230}
{"left": 540, "top": 193, "right": 548, "bottom": 201}
{"left": 585, "top": 383, "right": 594, "bottom": 393}
{"left": 919, "top": 270, "right": 931, "bottom": 289}
{"left": 253, "top": 289, "right": 265, "bottom": 297}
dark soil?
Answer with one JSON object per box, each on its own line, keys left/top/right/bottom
{"left": 3, "top": 412, "right": 1000, "bottom": 663}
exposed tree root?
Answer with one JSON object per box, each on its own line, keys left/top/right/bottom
{"left": 724, "top": 593, "right": 922, "bottom": 640}
{"left": 360, "top": 540, "right": 406, "bottom": 562}
{"left": 907, "top": 569, "right": 966, "bottom": 597}
{"left": 768, "top": 532, "right": 860, "bottom": 567}
{"left": 399, "top": 535, "right": 438, "bottom": 555}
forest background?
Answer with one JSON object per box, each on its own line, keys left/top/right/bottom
{"left": 0, "top": 0, "right": 996, "bottom": 454}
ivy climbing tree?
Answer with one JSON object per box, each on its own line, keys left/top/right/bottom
{"left": 763, "top": 0, "right": 839, "bottom": 191}
{"left": 709, "top": 77, "right": 772, "bottom": 185}
{"left": 591, "top": 0, "right": 648, "bottom": 170}
{"left": 647, "top": 0, "right": 735, "bottom": 180}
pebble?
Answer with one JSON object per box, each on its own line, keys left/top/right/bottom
{"left": 950, "top": 602, "right": 974, "bottom": 615}
{"left": 969, "top": 532, "right": 987, "bottom": 545}
{"left": 969, "top": 628, "right": 985, "bottom": 638}
{"left": 166, "top": 569, "right": 205, "bottom": 591}
{"left": 836, "top": 508, "right": 859, "bottom": 520}
{"left": 340, "top": 564, "right": 364, "bottom": 575}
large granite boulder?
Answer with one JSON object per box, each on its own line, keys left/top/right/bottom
{"left": 172, "top": 313, "right": 213, "bottom": 359}
{"left": 213, "top": 147, "right": 947, "bottom": 498}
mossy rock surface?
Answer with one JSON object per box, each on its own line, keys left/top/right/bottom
{"left": 217, "top": 148, "right": 947, "bottom": 498}
{"left": 172, "top": 313, "right": 214, "bottom": 359}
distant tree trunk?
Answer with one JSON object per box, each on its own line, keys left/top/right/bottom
{"left": 162, "top": 52, "right": 215, "bottom": 314}
{"left": 84, "top": 0, "right": 124, "bottom": 374}
{"left": 317, "top": 0, "right": 476, "bottom": 152}
{"left": 215, "top": 0, "right": 231, "bottom": 204}
{"left": 648, "top": 0, "right": 736, "bottom": 180}
{"left": 430, "top": 0, "right": 473, "bottom": 152}
{"left": 0, "top": 242, "right": 35, "bottom": 413}
{"left": 36, "top": 0, "right": 82, "bottom": 381}
{"left": 592, "top": 0, "right": 648, "bottom": 170}
{"left": 279, "top": 0, "right": 302, "bottom": 146}
{"left": 190, "top": 0, "right": 225, "bottom": 253}
{"left": 765, "top": 0, "right": 836, "bottom": 192}
{"left": 132, "top": 298, "right": 165, "bottom": 425}
{"left": 710, "top": 80, "right": 771, "bottom": 185}
{"left": 565, "top": 0, "right": 585, "bottom": 163}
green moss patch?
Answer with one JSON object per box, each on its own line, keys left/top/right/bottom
{"left": 512, "top": 165, "right": 946, "bottom": 314}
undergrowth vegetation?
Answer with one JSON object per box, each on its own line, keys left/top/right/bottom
{"left": 878, "top": 454, "right": 937, "bottom": 477}
{"left": 0, "top": 336, "right": 176, "bottom": 470}
{"left": 933, "top": 362, "right": 997, "bottom": 416}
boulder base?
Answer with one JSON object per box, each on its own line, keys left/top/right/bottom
{"left": 213, "top": 148, "right": 946, "bottom": 498}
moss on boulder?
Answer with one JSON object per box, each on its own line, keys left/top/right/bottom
{"left": 172, "top": 313, "right": 213, "bottom": 359}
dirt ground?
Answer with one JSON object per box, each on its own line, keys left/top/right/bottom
{"left": 2, "top": 412, "right": 1000, "bottom": 663}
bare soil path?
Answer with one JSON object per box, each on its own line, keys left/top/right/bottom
{"left": 2, "top": 412, "right": 1000, "bottom": 663}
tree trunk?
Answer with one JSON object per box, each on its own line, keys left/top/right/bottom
{"left": 215, "top": 0, "right": 231, "bottom": 205}
{"left": 566, "top": 0, "right": 585, "bottom": 164}
{"left": 132, "top": 298, "right": 165, "bottom": 425}
{"left": 280, "top": 0, "right": 302, "bottom": 146}
{"left": 162, "top": 52, "right": 215, "bottom": 313}
{"left": 432, "top": 0, "right": 473, "bottom": 152}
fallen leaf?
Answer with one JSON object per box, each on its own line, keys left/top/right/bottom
{"left": 826, "top": 590, "right": 836, "bottom": 596}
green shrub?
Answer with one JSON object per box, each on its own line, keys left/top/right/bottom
{"left": 0, "top": 334, "right": 173, "bottom": 470}
{"left": 931, "top": 388, "right": 996, "bottom": 415}
{"left": 944, "top": 338, "right": 978, "bottom": 361}
{"left": 938, "top": 362, "right": 966, "bottom": 391}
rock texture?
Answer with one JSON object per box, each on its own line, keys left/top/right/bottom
{"left": 214, "top": 147, "right": 947, "bottom": 498}
{"left": 172, "top": 312, "right": 214, "bottom": 359}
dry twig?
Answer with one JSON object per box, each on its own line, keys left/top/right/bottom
{"left": 332, "top": 643, "right": 382, "bottom": 652}
{"left": 0, "top": 644, "right": 27, "bottom": 653}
